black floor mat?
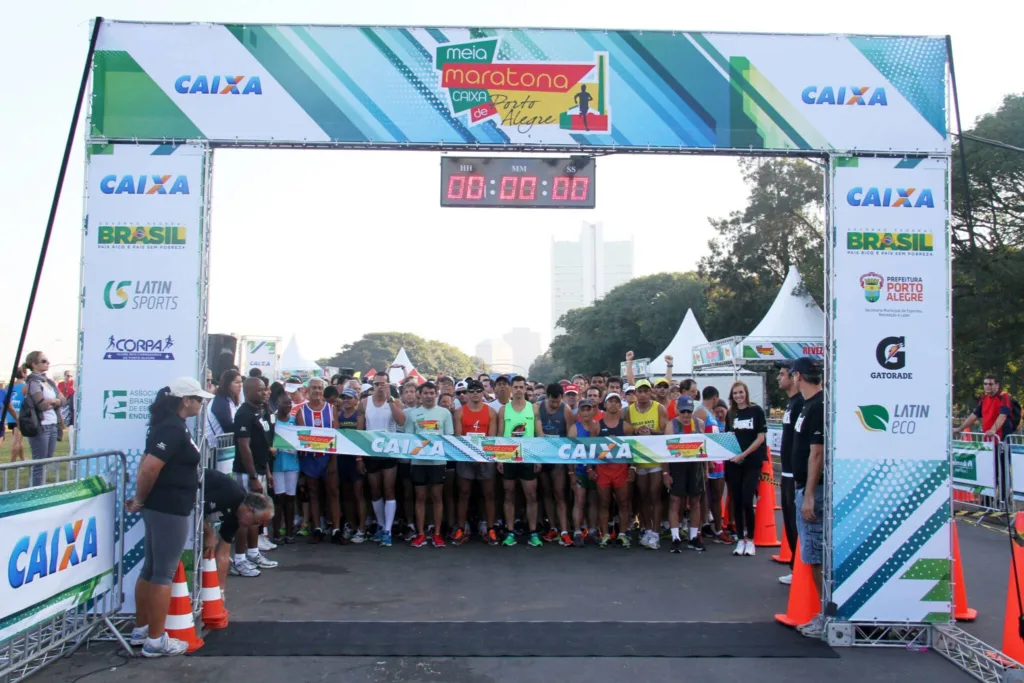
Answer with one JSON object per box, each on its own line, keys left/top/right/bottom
{"left": 194, "top": 621, "right": 837, "bottom": 658}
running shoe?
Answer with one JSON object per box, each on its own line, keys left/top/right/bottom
{"left": 410, "top": 533, "right": 427, "bottom": 548}
{"left": 638, "top": 531, "right": 651, "bottom": 549}
{"left": 559, "top": 531, "right": 573, "bottom": 547}
{"left": 370, "top": 528, "right": 384, "bottom": 544}
{"left": 403, "top": 526, "right": 417, "bottom": 542}
{"left": 779, "top": 573, "right": 793, "bottom": 585}
{"left": 714, "top": 531, "right": 732, "bottom": 545}
{"left": 230, "top": 558, "right": 260, "bottom": 577}
{"left": 450, "top": 528, "right": 468, "bottom": 546}
{"left": 617, "top": 533, "right": 631, "bottom": 549}
{"left": 743, "top": 541, "right": 756, "bottom": 557}
{"left": 649, "top": 535, "right": 660, "bottom": 550}
{"left": 527, "top": 532, "right": 543, "bottom": 548}
{"left": 502, "top": 532, "right": 518, "bottom": 547}
{"left": 380, "top": 531, "right": 393, "bottom": 547}
{"left": 599, "top": 534, "right": 611, "bottom": 548}
{"left": 797, "top": 614, "right": 827, "bottom": 639}
{"left": 485, "top": 528, "right": 500, "bottom": 546}
{"left": 258, "top": 535, "right": 277, "bottom": 552}
{"left": 249, "top": 552, "right": 278, "bottom": 569}
{"left": 342, "top": 523, "right": 355, "bottom": 540}
{"left": 297, "top": 523, "right": 311, "bottom": 537}
{"left": 351, "top": 530, "right": 368, "bottom": 544}
{"left": 283, "top": 535, "right": 296, "bottom": 544}
{"left": 733, "top": 539, "right": 747, "bottom": 556}
{"left": 140, "top": 633, "right": 188, "bottom": 658}
{"left": 513, "top": 519, "right": 526, "bottom": 537}
{"left": 432, "top": 533, "right": 446, "bottom": 548}
{"left": 702, "top": 524, "right": 716, "bottom": 539}
{"left": 671, "top": 539, "right": 683, "bottom": 554}
{"left": 542, "top": 528, "right": 559, "bottom": 543}
{"left": 129, "top": 625, "right": 149, "bottom": 646}
{"left": 332, "top": 529, "right": 350, "bottom": 545}
{"left": 688, "top": 535, "right": 707, "bottom": 553}
{"left": 573, "top": 531, "right": 584, "bottom": 548}
{"left": 478, "top": 520, "right": 489, "bottom": 538}
{"left": 311, "top": 527, "right": 324, "bottom": 544}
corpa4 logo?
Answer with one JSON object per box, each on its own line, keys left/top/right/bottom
{"left": 802, "top": 86, "right": 888, "bottom": 106}
{"left": 174, "top": 75, "right": 262, "bottom": 95}
{"left": 8, "top": 517, "right": 99, "bottom": 589}
{"left": 99, "top": 175, "right": 189, "bottom": 195}
{"left": 847, "top": 187, "right": 935, "bottom": 208}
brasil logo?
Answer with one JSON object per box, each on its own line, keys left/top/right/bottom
{"left": 436, "top": 38, "right": 610, "bottom": 133}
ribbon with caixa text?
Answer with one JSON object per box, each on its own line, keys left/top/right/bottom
{"left": 273, "top": 424, "right": 741, "bottom": 465}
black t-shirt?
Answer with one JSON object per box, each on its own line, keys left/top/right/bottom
{"left": 792, "top": 391, "right": 824, "bottom": 489}
{"left": 143, "top": 416, "right": 201, "bottom": 516}
{"left": 780, "top": 393, "right": 805, "bottom": 476}
{"left": 203, "top": 469, "right": 247, "bottom": 542}
{"left": 232, "top": 402, "right": 274, "bottom": 474}
{"left": 731, "top": 405, "right": 767, "bottom": 465}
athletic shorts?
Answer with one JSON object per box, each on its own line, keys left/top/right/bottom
{"left": 411, "top": 464, "right": 446, "bottom": 486}
{"left": 795, "top": 486, "right": 824, "bottom": 566}
{"left": 455, "top": 462, "right": 497, "bottom": 480}
{"left": 337, "top": 454, "right": 362, "bottom": 484}
{"left": 707, "top": 461, "right": 725, "bottom": 480}
{"left": 233, "top": 472, "right": 267, "bottom": 492}
{"left": 668, "top": 463, "right": 705, "bottom": 498}
{"left": 273, "top": 470, "right": 299, "bottom": 496}
{"left": 574, "top": 472, "right": 596, "bottom": 491}
{"left": 541, "top": 464, "right": 556, "bottom": 473}
{"left": 398, "top": 462, "right": 412, "bottom": 481}
{"left": 501, "top": 462, "right": 537, "bottom": 482}
{"left": 635, "top": 465, "right": 662, "bottom": 475}
{"left": 446, "top": 461, "right": 457, "bottom": 471}
{"left": 596, "top": 464, "right": 629, "bottom": 489}
{"left": 364, "top": 456, "right": 397, "bottom": 474}
{"left": 299, "top": 454, "right": 331, "bottom": 479}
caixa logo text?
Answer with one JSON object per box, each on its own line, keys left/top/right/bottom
{"left": 801, "top": 86, "right": 887, "bottom": 106}
{"left": 847, "top": 187, "right": 935, "bottom": 208}
{"left": 8, "top": 517, "right": 99, "bottom": 589}
{"left": 99, "top": 174, "right": 190, "bottom": 195}
{"left": 174, "top": 75, "right": 262, "bottom": 95}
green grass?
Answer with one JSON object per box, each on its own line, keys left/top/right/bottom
{"left": 0, "top": 430, "right": 73, "bottom": 489}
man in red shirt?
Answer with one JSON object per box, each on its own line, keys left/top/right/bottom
{"left": 954, "top": 375, "right": 1013, "bottom": 439}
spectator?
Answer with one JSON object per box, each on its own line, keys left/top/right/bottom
{"left": 58, "top": 370, "right": 75, "bottom": 427}
{"left": 248, "top": 367, "right": 262, "bottom": 378}
{"left": 206, "top": 370, "right": 242, "bottom": 445}
{"left": 3, "top": 368, "right": 27, "bottom": 462}
{"left": 22, "top": 351, "right": 65, "bottom": 486}
{"left": 954, "top": 375, "right": 1014, "bottom": 440}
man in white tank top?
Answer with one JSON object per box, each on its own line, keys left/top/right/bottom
{"left": 362, "top": 374, "right": 407, "bottom": 547}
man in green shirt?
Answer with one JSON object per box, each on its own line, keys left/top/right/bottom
{"left": 403, "top": 382, "right": 453, "bottom": 548}
{"left": 496, "top": 376, "right": 544, "bottom": 547}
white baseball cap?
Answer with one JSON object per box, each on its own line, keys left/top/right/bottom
{"left": 168, "top": 377, "right": 214, "bottom": 399}
{"left": 284, "top": 383, "right": 303, "bottom": 393}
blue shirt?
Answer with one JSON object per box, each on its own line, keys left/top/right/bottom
{"left": 3, "top": 383, "right": 23, "bottom": 425}
{"left": 273, "top": 413, "right": 299, "bottom": 472}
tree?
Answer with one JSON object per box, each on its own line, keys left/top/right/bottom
{"left": 319, "top": 332, "right": 488, "bottom": 379}
{"left": 549, "top": 272, "right": 707, "bottom": 375}
{"left": 528, "top": 350, "right": 568, "bottom": 384}
{"left": 699, "top": 158, "right": 825, "bottom": 339}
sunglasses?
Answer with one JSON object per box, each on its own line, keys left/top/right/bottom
{"left": 469, "top": 388, "right": 483, "bottom": 394}
{"left": 38, "top": 359, "right": 50, "bottom": 364}
{"left": 455, "top": 390, "right": 467, "bottom": 396}
{"left": 679, "top": 409, "right": 692, "bottom": 414}
{"left": 580, "top": 405, "right": 594, "bottom": 410}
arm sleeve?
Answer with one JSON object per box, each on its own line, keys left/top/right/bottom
{"left": 145, "top": 424, "right": 182, "bottom": 463}
{"left": 809, "top": 404, "right": 825, "bottom": 446}
{"left": 972, "top": 401, "right": 983, "bottom": 419}
{"left": 443, "top": 411, "right": 454, "bottom": 436}
{"left": 755, "top": 406, "right": 767, "bottom": 433}
{"left": 1000, "top": 395, "right": 1012, "bottom": 416}
{"left": 212, "top": 397, "right": 233, "bottom": 433}
{"left": 232, "top": 408, "right": 250, "bottom": 439}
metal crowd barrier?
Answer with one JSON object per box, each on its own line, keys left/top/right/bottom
{"left": 953, "top": 432, "right": 1019, "bottom": 516}
{"left": 0, "top": 452, "right": 133, "bottom": 683}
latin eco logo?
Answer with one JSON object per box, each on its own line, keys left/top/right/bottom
{"left": 846, "top": 232, "right": 933, "bottom": 254}
{"left": 174, "top": 75, "right": 262, "bottom": 95}
{"left": 99, "top": 174, "right": 190, "bottom": 195}
{"left": 435, "top": 38, "right": 611, "bottom": 133}
{"left": 856, "top": 403, "right": 930, "bottom": 434}
{"left": 103, "top": 335, "right": 175, "bottom": 361}
{"left": 847, "top": 187, "right": 935, "bottom": 208}
{"left": 102, "top": 389, "right": 156, "bottom": 420}
{"left": 97, "top": 225, "right": 187, "bottom": 249}
{"left": 801, "top": 86, "right": 888, "bottom": 106}
{"left": 102, "top": 280, "right": 178, "bottom": 311}
{"left": 860, "top": 273, "right": 924, "bottom": 304}
{"left": 8, "top": 517, "right": 99, "bottom": 589}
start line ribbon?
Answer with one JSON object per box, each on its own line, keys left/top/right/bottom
{"left": 274, "top": 424, "right": 741, "bottom": 465}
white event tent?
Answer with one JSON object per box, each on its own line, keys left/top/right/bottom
{"left": 736, "top": 265, "right": 825, "bottom": 363}
{"left": 278, "top": 334, "right": 323, "bottom": 380}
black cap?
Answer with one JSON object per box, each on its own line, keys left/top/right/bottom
{"left": 787, "top": 356, "right": 822, "bottom": 379}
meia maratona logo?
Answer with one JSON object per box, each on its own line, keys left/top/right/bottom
{"left": 436, "top": 38, "right": 611, "bottom": 133}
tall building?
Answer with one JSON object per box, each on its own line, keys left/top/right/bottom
{"left": 503, "top": 327, "right": 541, "bottom": 372}
{"left": 475, "top": 338, "right": 515, "bottom": 373}
{"left": 550, "top": 222, "right": 634, "bottom": 335}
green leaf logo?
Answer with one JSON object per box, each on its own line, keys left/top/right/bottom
{"left": 856, "top": 404, "right": 890, "bottom": 432}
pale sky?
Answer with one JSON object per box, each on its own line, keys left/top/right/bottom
{"left": 0, "top": 0, "right": 1015, "bottom": 373}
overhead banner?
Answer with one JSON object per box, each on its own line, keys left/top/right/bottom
{"left": 738, "top": 340, "right": 824, "bottom": 362}
{"left": 830, "top": 156, "right": 950, "bottom": 623}
{"left": 274, "top": 424, "right": 741, "bottom": 464}
{"left": 0, "top": 476, "right": 116, "bottom": 641}
{"left": 76, "top": 141, "right": 208, "bottom": 612}
{"left": 90, "top": 21, "right": 946, "bottom": 153}
{"left": 240, "top": 337, "right": 279, "bottom": 379}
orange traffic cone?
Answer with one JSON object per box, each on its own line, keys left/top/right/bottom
{"left": 200, "top": 554, "right": 229, "bottom": 630}
{"left": 767, "top": 446, "right": 781, "bottom": 510}
{"left": 775, "top": 539, "right": 820, "bottom": 627}
{"left": 772, "top": 523, "right": 794, "bottom": 564}
{"left": 166, "top": 561, "right": 204, "bottom": 652}
{"left": 754, "top": 459, "right": 781, "bottom": 548}
{"left": 722, "top": 492, "right": 731, "bottom": 531}
{"left": 998, "top": 513, "right": 1024, "bottom": 663}
{"left": 951, "top": 521, "right": 976, "bottom": 622}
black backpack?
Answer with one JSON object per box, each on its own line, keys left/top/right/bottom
{"left": 1010, "top": 396, "right": 1022, "bottom": 433}
{"left": 18, "top": 392, "right": 41, "bottom": 438}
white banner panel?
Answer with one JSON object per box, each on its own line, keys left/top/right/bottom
{"left": 830, "top": 156, "right": 951, "bottom": 623}
{"left": 240, "top": 337, "right": 279, "bottom": 380}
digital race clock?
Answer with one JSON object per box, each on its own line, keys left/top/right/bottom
{"left": 440, "top": 156, "right": 595, "bottom": 209}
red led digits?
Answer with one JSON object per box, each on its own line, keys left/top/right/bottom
{"left": 499, "top": 176, "right": 519, "bottom": 200}
{"left": 446, "top": 175, "right": 466, "bottom": 199}
{"left": 519, "top": 176, "right": 537, "bottom": 200}
{"left": 466, "top": 175, "right": 485, "bottom": 200}
{"left": 570, "top": 177, "right": 589, "bottom": 201}
{"left": 552, "top": 176, "right": 570, "bottom": 200}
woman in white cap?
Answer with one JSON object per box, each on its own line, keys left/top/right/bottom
{"left": 125, "top": 377, "right": 213, "bottom": 658}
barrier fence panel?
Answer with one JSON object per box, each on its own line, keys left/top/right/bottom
{"left": 0, "top": 452, "right": 133, "bottom": 683}
{"left": 952, "top": 434, "right": 1004, "bottom": 514}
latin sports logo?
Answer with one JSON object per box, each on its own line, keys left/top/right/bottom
{"left": 104, "top": 335, "right": 175, "bottom": 361}
{"left": 97, "top": 226, "right": 186, "bottom": 248}
{"left": 103, "top": 280, "right": 131, "bottom": 309}
{"left": 8, "top": 517, "right": 99, "bottom": 589}
{"left": 666, "top": 439, "right": 708, "bottom": 459}
{"left": 174, "top": 75, "right": 262, "bottom": 95}
{"left": 435, "top": 38, "right": 611, "bottom": 133}
{"left": 856, "top": 403, "right": 929, "bottom": 434}
{"left": 296, "top": 431, "right": 337, "bottom": 452}
{"left": 99, "top": 174, "right": 189, "bottom": 195}
{"left": 102, "top": 280, "right": 178, "bottom": 311}
{"left": 847, "top": 232, "right": 933, "bottom": 254}
{"left": 801, "top": 86, "right": 887, "bottom": 106}
{"left": 860, "top": 272, "right": 884, "bottom": 302}
{"left": 847, "top": 187, "right": 935, "bottom": 208}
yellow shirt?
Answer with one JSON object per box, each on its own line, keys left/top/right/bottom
{"left": 629, "top": 402, "right": 662, "bottom": 469}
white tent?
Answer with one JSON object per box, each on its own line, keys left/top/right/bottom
{"left": 737, "top": 265, "right": 825, "bottom": 362}
{"left": 387, "top": 347, "right": 422, "bottom": 385}
{"left": 278, "top": 334, "right": 323, "bottom": 380}
{"left": 648, "top": 309, "right": 708, "bottom": 376}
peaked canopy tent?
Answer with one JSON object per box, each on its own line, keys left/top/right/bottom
{"left": 278, "top": 334, "right": 323, "bottom": 380}
{"left": 387, "top": 347, "right": 425, "bottom": 385}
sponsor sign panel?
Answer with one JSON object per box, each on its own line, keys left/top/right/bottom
{"left": 91, "top": 22, "right": 946, "bottom": 153}
{"left": 740, "top": 341, "right": 824, "bottom": 361}
{"left": 692, "top": 340, "right": 738, "bottom": 367}
{"left": 0, "top": 477, "right": 116, "bottom": 640}
{"left": 830, "top": 156, "right": 951, "bottom": 623}
{"left": 240, "top": 338, "right": 279, "bottom": 379}
{"left": 620, "top": 358, "right": 650, "bottom": 380}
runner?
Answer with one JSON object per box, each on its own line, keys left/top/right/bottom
{"left": 624, "top": 371, "right": 670, "bottom": 551}
{"left": 497, "top": 376, "right": 544, "bottom": 547}
{"left": 588, "top": 392, "right": 633, "bottom": 548}
{"left": 231, "top": 377, "right": 279, "bottom": 575}
{"left": 725, "top": 381, "right": 768, "bottom": 557}
{"left": 563, "top": 384, "right": 580, "bottom": 414}
{"left": 398, "top": 380, "right": 419, "bottom": 540}
{"left": 336, "top": 387, "right": 368, "bottom": 543}
{"left": 295, "top": 378, "right": 343, "bottom": 545}
{"left": 269, "top": 387, "right": 299, "bottom": 543}
{"left": 606, "top": 376, "right": 623, "bottom": 398}
{"left": 535, "top": 383, "right": 574, "bottom": 545}
{"left": 568, "top": 398, "right": 600, "bottom": 547}
{"left": 665, "top": 395, "right": 707, "bottom": 553}
{"left": 624, "top": 384, "right": 636, "bottom": 406}
{"left": 453, "top": 380, "right": 499, "bottom": 545}
{"left": 2, "top": 368, "right": 26, "bottom": 462}
{"left": 363, "top": 371, "right": 406, "bottom": 548}
{"left": 700, "top": 386, "right": 730, "bottom": 543}
{"left": 776, "top": 362, "right": 804, "bottom": 584}
{"left": 585, "top": 387, "right": 605, "bottom": 420}
{"left": 403, "top": 382, "right": 453, "bottom": 548}
{"left": 487, "top": 375, "right": 511, "bottom": 413}
{"left": 590, "top": 372, "right": 608, "bottom": 400}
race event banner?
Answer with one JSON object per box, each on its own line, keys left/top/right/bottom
{"left": 90, "top": 21, "right": 946, "bottom": 153}
{"left": 830, "top": 156, "right": 951, "bottom": 623}
{"left": 0, "top": 477, "right": 115, "bottom": 641}
{"left": 274, "top": 424, "right": 741, "bottom": 464}
{"left": 240, "top": 337, "right": 279, "bottom": 379}
{"left": 952, "top": 438, "right": 997, "bottom": 497}
{"left": 76, "top": 142, "right": 208, "bottom": 612}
